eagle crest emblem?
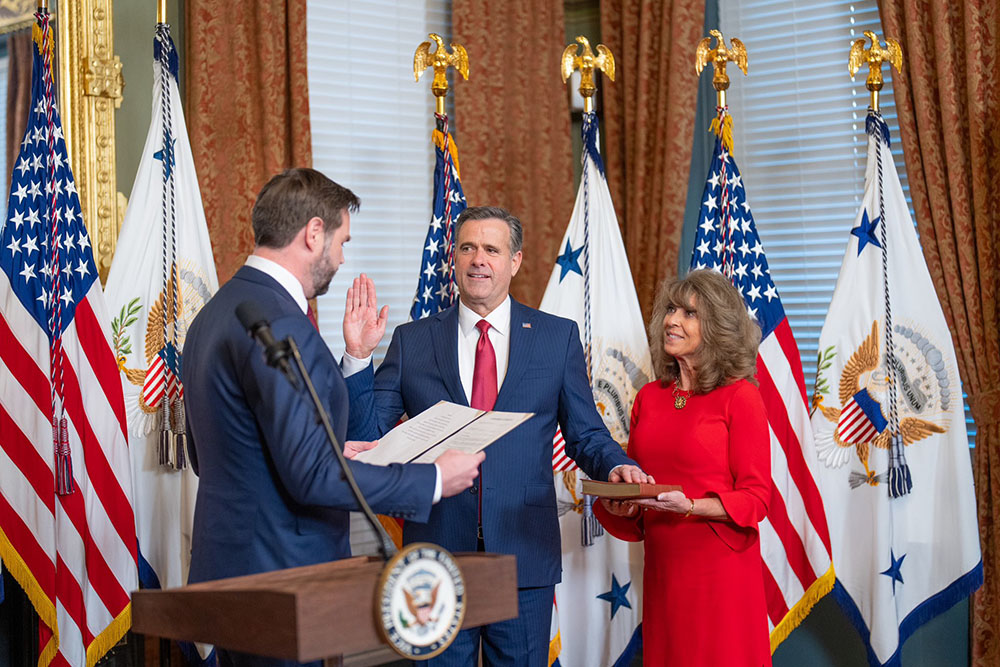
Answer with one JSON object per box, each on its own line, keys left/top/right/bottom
{"left": 812, "top": 320, "right": 950, "bottom": 489}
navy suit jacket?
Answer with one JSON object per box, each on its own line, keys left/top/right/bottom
{"left": 183, "top": 266, "right": 437, "bottom": 583}
{"left": 345, "top": 298, "right": 634, "bottom": 587}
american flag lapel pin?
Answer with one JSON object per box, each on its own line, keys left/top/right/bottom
{"left": 522, "top": 322, "right": 531, "bottom": 329}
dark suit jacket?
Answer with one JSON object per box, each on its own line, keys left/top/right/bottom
{"left": 345, "top": 298, "right": 634, "bottom": 587}
{"left": 183, "top": 266, "right": 436, "bottom": 584}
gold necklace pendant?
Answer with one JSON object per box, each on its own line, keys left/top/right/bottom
{"left": 672, "top": 383, "right": 690, "bottom": 409}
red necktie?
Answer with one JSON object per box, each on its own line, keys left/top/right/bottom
{"left": 470, "top": 320, "right": 495, "bottom": 547}
{"left": 306, "top": 304, "right": 319, "bottom": 331}
{"left": 470, "top": 320, "right": 497, "bottom": 410}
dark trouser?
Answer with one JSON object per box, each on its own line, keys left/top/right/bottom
{"left": 418, "top": 585, "right": 554, "bottom": 667}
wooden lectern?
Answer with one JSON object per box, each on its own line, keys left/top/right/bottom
{"left": 132, "top": 553, "right": 517, "bottom": 666}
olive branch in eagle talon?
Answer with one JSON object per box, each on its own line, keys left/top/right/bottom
{"left": 810, "top": 345, "right": 836, "bottom": 416}
{"left": 695, "top": 29, "right": 748, "bottom": 92}
{"left": 848, "top": 31, "right": 902, "bottom": 92}
{"left": 112, "top": 297, "right": 142, "bottom": 367}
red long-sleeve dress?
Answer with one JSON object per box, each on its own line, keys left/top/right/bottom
{"left": 594, "top": 379, "right": 772, "bottom": 667}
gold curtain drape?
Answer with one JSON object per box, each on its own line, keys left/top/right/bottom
{"left": 875, "top": 1, "right": 1000, "bottom": 662}
{"left": 452, "top": 0, "right": 575, "bottom": 308}
{"left": 5, "top": 29, "right": 31, "bottom": 192}
{"left": 600, "top": 0, "right": 704, "bottom": 320}
{"left": 184, "top": 0, "right": 312, "bottom": 283}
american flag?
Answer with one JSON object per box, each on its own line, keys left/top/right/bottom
{"left": 691, "top": 108, "right": 834, "bottom": 649}
{"left": 409, "top": 113, "right": 466, "bottom": 320}
{"left": 0, "top": 13, "right": 137, "bottom": 667}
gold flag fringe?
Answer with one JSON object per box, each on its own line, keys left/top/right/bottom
{"left": 769, "top": 564, "right": 835, "bottom": 652}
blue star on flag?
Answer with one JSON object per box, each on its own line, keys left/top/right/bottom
{"left": 596, "top": 573, "right": 632, "bottom": 620}
{"left": 851, "top": 209, "right": 882, "bottom": 256}
{"left": 153, "top": 133, "right": 176, "bottom": 181}
{"left": 555, "top": 239, "right": 584, "bottom": 282}
{"left": 880, "top": 549, "right": 905, "bottom": 594}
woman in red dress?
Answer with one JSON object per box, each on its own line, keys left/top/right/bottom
{"left": 594, "top": 270, "right": 772, "bottom": 666}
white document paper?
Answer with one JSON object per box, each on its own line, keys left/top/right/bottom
{"left": 352, "top": 400, "right": 533, "bottom": 465}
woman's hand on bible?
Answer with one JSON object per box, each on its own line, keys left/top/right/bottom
{"left": 635, "top": 490, "right": 690, "bottom": 514}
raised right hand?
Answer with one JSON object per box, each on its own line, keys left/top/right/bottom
{"left": 343, "top": 274, "right": 388, "bottom": 359}
{"left": 435, "top": 449, "right": 485, "bottom": 498}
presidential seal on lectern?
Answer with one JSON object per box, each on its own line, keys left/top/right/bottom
{"left": 376, "top": 543, "right": 466, "bottom": 660}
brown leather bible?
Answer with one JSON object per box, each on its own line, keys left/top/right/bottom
{"left": 581, "top": 479, "right": 683, "bottom": 499}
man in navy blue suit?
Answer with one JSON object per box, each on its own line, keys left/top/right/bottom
{"left": 182, "top": 169, "right": 484, "bottom": 667}
{"left": 341, "top": 206, "right": 648, "bottom": 666}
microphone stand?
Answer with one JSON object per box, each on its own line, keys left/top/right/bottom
{"left": 283, "top": 337, "right": 398, "bottom": 561}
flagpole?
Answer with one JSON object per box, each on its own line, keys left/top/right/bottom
{"left": 157, "top": 0, "right": 167, "bottom": 23}
{"left": 560, "top": 36, "right": 615, "bottom": 376}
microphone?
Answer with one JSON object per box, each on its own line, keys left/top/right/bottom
{"left": 235, "top": 301, "right": 298, "bottom": 388}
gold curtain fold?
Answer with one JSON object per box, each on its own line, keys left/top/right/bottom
{"left": 184, "top": 0, "right": 312, "bottom": 283}
{"left": 5, "top": 28, "right": 31, "bottom": 192}
{"left": 600, "top": 0, "right": 704, "bottom": 320}
{"left": 875, "top": 1, "right": 1000, "bottom": 663}
{"left": 452, "top": 0, "right": 575, "bottom": 308}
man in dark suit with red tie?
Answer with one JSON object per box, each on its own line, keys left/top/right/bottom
{"left": 342, "top": 206, "right": 647, "bottom": 666}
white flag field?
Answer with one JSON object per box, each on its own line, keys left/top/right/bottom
{"left": 104, "top": 23, "right": 217, "bottom": 651}
{"left": 810, "top": 110, "right": 981, "bottom": 666}
{"left": 540, "top": 113, "right": 651, "bottom": 667}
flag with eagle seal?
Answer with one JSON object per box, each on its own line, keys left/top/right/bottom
{"left": 810, "top": 109, "right": 981, "bottom": 666}
{"left": 539, "top": 112, "right": 649, "bottom": 667}
{"left": 103, "top": 24, "right": 218, "bottom": 661}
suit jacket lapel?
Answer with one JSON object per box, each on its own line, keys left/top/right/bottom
{"left": 497, "top": 299, "right": 535, "bottom": 407}
{"left": 432, "top": 307, "right": 467, "bottom": 406}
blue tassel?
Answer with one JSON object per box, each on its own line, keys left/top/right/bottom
{"left": 865, "top": 111, "right": 891, "bottom": 148}
{"left": 888, "top": 463, "right": 912, "bottom": 498}
{"left": 581, "top": 494, "right": 604, "bottom": 547}
{"left": 581, "top": 112, "right": 606, "bottom": 176}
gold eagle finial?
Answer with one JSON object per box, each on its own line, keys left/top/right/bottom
{"left": 414, "top": 34, "right": 469, "bottom": 115}
{"left": 561, "top": 36, "right": 615, "bottom": 114}
{"left": 695, "top": 29, "right": 748, "bottom": 107}
{"left": 848, "top": 31, "right": 903, "bottom": 111}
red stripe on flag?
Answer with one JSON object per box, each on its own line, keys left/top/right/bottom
{"left": 54, "top": 554, "right": 96, "bottom": 646}
{"left": 49, "top": 646, "right": 71, "bottom": 667}
{"left": 0, "top": 491, "right": 55, "bottom": 593}
{"left": 766, "top": 485, "right": 820, "bottom": 590}
{"left": 73, "top": 299, "right": 128, "bottom": 437}
{"left": 56, "top": 482, "right": 131, "bottom": 618}
{"left": 756, "top": 357, "right": 832, "bottom": 554}
{"left": 772, "top": 320, "right": 807, "bottom": 405}
{"left": 57, "top": 353, "right": 136, "bottom": 558}
{"left": 0, "top": 314, "right": 52, "bottom": 417}
{"left": 0, "top": 406, "right": 56, "bottom": 513}
{"left": 761, "top": 559, "right": 790, "bottom": 626}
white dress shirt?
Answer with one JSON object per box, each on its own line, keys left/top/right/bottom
{"left": 456, "top": 296, "right": 511, "bottom": 403}
{"left": 244, "top": 255, "right": 309, "bottom": 313}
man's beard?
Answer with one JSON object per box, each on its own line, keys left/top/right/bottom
{"left": 309, "top": 235, "right": 337, "bottom": 297}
